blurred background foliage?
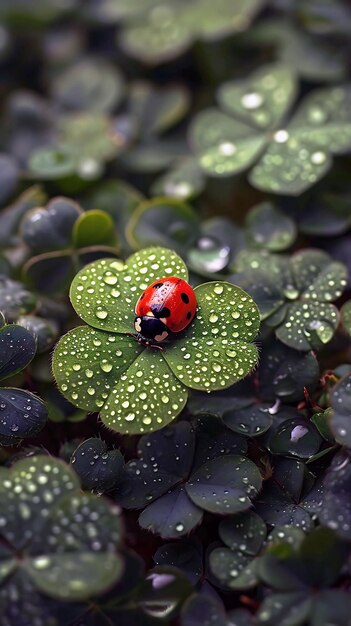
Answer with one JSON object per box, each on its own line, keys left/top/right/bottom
{"left": 1, "top": 1, "right": 351, "bottom": 624}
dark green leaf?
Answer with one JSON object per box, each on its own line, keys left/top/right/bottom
{"left": 186, "top": 455, "right": 262, "bottom": 514}
{"left": 126, "top": 197, "right": 200, "bottom": 253}
{"left": 0, "top": 388, "right": 47, "bottom": 444}
{"left": 115, "top": 422, "right": 195, "bottom": 509}
{"left": 154, "top": 541, "right": 203, "bottom": 585}
{"left": 181, "top": 593, "right": 228, "bottom": 626}
{"left": 0, "top": 324, "right": 36, "bottom": 380}
{"left": 72, "top": 209, "right": 117, "bottom": 248}
{"left": 139, "top": 485, "right": 203, "bottom": 539}
{"left": 223, "top": 403, "right": 273, "bottom": 437}
{"left": 269, "top": 417, "right": 322, "bottom": 459}
{"left": 21, "top": 196, "right": 81, "bottom": 253}
{"left": 245, "top": 203, "right": 296, "bottom": 251}
{"left": 209, "top": 547, "right": 258, "bottom": 589}
{"left": 0, "top": 278, "right": 36, "bottom": 321}
{"left": 219, "top": 511, "right": 266, "bottom": 555}
{"left": 218, "top": 64, "right": 297, "bottom": 131}
{"left": 71, "top": 438, "right": 124, "bottom": 493}
{"left": 330, "top": 373, "right": 351, "bottom": 446}
{"left": 51, "top": 57, "right": 125, "bottom": 113}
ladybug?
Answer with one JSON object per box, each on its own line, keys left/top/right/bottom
{"left": 134, "top": 277, "right": 197, "bottom": 346}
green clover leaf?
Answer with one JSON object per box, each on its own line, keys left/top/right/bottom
{"left": 189, "top": 63, "right": 351, "bottom": 195}
{"left": 53, "top": 247, "right": 260, "bottom": 434}
{"left": 163, "top": 282, "right": 259, "bottom": 391}
{"left": 234, "top": 248, "right": 347, "bottom": 351}
{"left": 30, "top": 112, "right": 119, "bottom": 180}
{"left": 118, "top": 0, "right": 264, "bottom": 65}
{"left": 0, "top": 455, "right": 123, "bottom": 619}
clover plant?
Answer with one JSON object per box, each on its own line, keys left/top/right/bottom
{"left": 233, "top": 248, "right": 347, "bottom": 350}
{"left": 22, "top": 197, "right": 118, "bottom": 293}
{"left": 0, "top": 455, "right": 123, "bottom": 623}
{"left": 189, "top": 63, "right": 351, "bottom": 194}
{"left": 115, "top": 0, "right": 264, "bottom": 64}
{"left": 53, "top": 246, "right": 260, "bottom": 434}
{"left": 0, "top": 324, "right": 47, "bottom": 445}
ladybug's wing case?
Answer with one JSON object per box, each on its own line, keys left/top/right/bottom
{"left": 135, "top": 280, "right": 178, "bottom": 318}
{"left": 166, "top": 285, "right": 197, "bottom": 333}
{"left": 135, "top": 277, "right": 197, "bottom": 334}
{"left": 148, "top": 281, "right": 181, "bottom": 319}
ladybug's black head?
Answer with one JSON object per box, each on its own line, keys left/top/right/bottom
{"left": 134, "top": 315, "right": 169, "bottom": 344}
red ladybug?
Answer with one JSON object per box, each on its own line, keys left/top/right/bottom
{"left": 134, "top": 277, "right": 197, "bottom": 345}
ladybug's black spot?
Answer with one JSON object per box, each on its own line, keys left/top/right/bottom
{"left": 186, "top": 311, "right": 192, "bottom": 320}
{"left": 153, "top": 306, "right": 171, "bottom": 318}
{"left": 181, "top": 292, "right": 190, "bottom": 303}
{"left": 153, "top": 283, "right": 163, "bottom": 289}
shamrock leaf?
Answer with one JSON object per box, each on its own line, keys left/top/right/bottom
{"left": 0, "top": 456, "right": 123, "bottom": 623}
{"left": 22, "top": 197, "right": 119, "bottom": 294}
{"left": 245, "top": 203, "right": 297, "bottom": 252}
{"left": 53, "top": 247, "right": 260, "bottom": 434}
{"left": 70, "top": 438, "right": 124, "bottom": 493}
{"left": 255, "top": 457, "right": 316, "bottom": 530}
{"left": 209, "top": 511, "right": 266, "bottom": 589}
{"left": 118, "top": 0, "right": 264, "bottom": 64}
{"left": 0, "top": 324, "right": 47, "bottom": 445}
{"left": 190, "top": 63, "right": 351, "bottom": 194}
{"left": 29, "top": 112, "right": 120, "bottom": 180}
{"left": 257, "top": 528, "right": 351, "bottom": 626}
{"left": 319, "top": 450, "right": 351, "bottom": 541}
{"left": 329, "top": 372, "right": 351, "bottom": 447}
{"left": 126, "top": 197, "right": 201, "bottom": 254}
{"left": 258, "top": 339, "right": 319, "bottom": 403}
{"left": 0, "top": 276, "right": 36, "bottom": 321}
{"left": 234, "top": 248, "right": 347, "bottom": 351}
{"left": 151, "top": 158, "right": 206, "bottom": 201}
{"left": 181, "top": 594, "right": 228, "bottom": 626}
{"left": 50, "top": 56, "right": 125, "bottom": 114}
{"left": 101, "top": 349, "right": 188, "bottom": 434}
{"left": 115, "top": 418, "right": 259, "bottom": 538}
{"left": 68, "top": 247, "right": 188, "bottom": 334}
{"left": 154, "top": 540, "right": 204, "bottom": 585}
{"left": 164, "top": 282, "right": 259, "bottom": 391}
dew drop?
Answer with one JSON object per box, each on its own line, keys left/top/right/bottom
{"left": 33, "top": 556, "right": 51, "bottom": 570}
{"left": 219, "top": 141, "right": 236, "bottom": 156}
{"left": 311, "top": 151, "right": 327, "bottom": 165}
{"left": 274, "top": 129, "right": 289, "bottom": 143}
{"left": 95, "top": 309, "right": 108, "bottom": 320}
{"left": 241, "top": 92, "right": 264, "bottom": 110}
{"left": 214, "top": 285, "right": 224, "bottom": 295}
{"left": 100, "top": 362, "right": 113, "bottom": 373}
{"left": 103, "top": 272, "right": 118, "bottom": 285}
